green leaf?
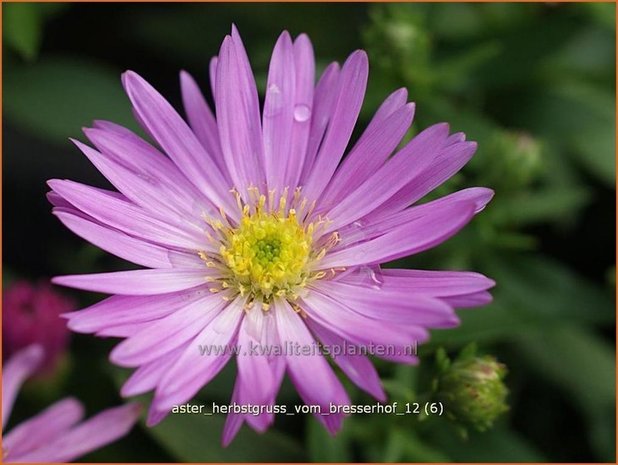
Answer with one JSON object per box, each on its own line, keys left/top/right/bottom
{"left": 4, "top": 56, "right": 138, "bottom": 144}
{"left": 515, "top": 324, "right": 615, "bottom": 460}
{"left": 485, "top": 255, "right": 614, "bottom": 325}
{"left": 3, "top": 3, "right": 67, "bottom": 61}
{"left": 515, "top": 82, "right": 615, "bottom": 187}
{"left": 148, "top": 410, "right": 305, "bottom": 462}
{"left": 490, "top": 187, "right": 591, "bottom": 227}
{"left": 386, "top": 429, "right": 451, "bottom": 462}
{"left": 427, "top": 422, "right": 546, "bottom": 462}
{"left": 4, "top": 3, "right": 42, "bottom": 61}
{"left": 307, "top": 416, "right": 352, "bottom": 462}
{"left": 426, "top": 301, "right": 526, "bottom": 349}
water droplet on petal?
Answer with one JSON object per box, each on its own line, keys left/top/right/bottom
{"left": 293, "top": 104, "right": 311, "bottom": 122}
{"left": 359, "top": 265, "right": 384, "bottom": 290}
{"left": 264, "top": 84, "right": 283, "bottom": 117}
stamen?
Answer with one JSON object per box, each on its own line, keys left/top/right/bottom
{"left": 200, "top": 186, "right": 342, "bottom": 309}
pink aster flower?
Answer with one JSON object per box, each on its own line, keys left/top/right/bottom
{"left": 3, "top": 280, "right": 74, "bottom": 376}
{"left": 2, "top": 345, "right": 139, "bottom": 462}
{"left": 50, "top": 26, "right": 494, "bottom": 444}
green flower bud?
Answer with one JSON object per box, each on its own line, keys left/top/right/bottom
{"left": 435, "top": 347, "right": 509, "bottom": 432}
{"left": 483, "top": 130, "right": 543, "bottom": 190}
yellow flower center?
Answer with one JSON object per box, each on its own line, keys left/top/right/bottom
{"left": 201, "top": 187, "right": 340, "bottom": 309}
{"left": 220, "top": 207, "right": 312, "bottom": 299}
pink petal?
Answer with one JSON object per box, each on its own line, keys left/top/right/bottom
{"left": 179, "top": 71, "right": 227, "bottom": 176}
{"left": 320, "top": 89, "right": 415, "bottom": 209}
{"left": 286, "top": 33, "right": 315, "bottom": 188}
{"left": 216, "top": 30, "right": 266, "bottom": 195}
{"left": 2, "top": 345, "right": 43, "bottom": 428}
{"left": 11, "top": 403, "right": 140, "bottom": 462}
{"left": 110, "top": 293, "right": 227, "bottom": 367}
{"left": 236, "top": 309, "right": 275, "bottom": 405}
{"left": 373, "top": 139, "right": 479, "bottom": 218}
{"left": 319, "top": 100, "right": 415, "bottom": 210}
{"left": 320, "top": 202, "right": 476, "bottom": 268}
{"left": 302, "top": 51, "right": 368, "bottom": 202}
{"left": 155, "top": 297, "right": 245, "bottom": 410}
{"left": 63, "top": 288, "right": 209, "bottom": 333}
{"left": 52, "top": 269, "right": 212, "bottom": 296}
{"left": 306, "top": 319, "right": 386, "bottom": 401}
{"left": 273, "top": 299, "right": 350, "bottom": 433}
{"left": 314, "top": 280, "right": 459, "bottom": 328}
{"left": 53, "top": 210, "right": 197, "bottom": 269}
{"left": 121, "top": 343, "right": 190, "bottom": 397}
{"left": 263, "top": 31, "right": 296, "bottom": 192}
{"left": 4, "top": 398, "right": 84, "bottom": 459}
{"left": 48, "top": 179, "right": 210, "bottom": 252}
{"left": 121, "top": 71, "right": 235, "bottom": 213}
{"left": 299, "top": 62, "right": 340, "bottom": 182}
{"left": 323, "top": 122, "right": 451, "bottom": 233}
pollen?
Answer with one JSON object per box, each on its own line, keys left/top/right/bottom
{"left": 201, "top": 187, "right": 338, "bottom": 306}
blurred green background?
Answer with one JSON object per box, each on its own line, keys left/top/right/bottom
{"left": 3, "top": 2, "right": 616, "bottom": 462}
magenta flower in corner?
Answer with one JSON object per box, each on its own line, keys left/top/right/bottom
{"left": 50, "top": 26, "right": 494, "bottom": 444}
{"left": 2, "top": 345, "right": 139, "bottom": 462}
{"left": 3, "top": 280, "right": 74, "bottom": 376}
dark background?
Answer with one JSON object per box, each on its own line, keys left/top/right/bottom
{"left": 3, "top": 3, "right": 616, "bottom": 462}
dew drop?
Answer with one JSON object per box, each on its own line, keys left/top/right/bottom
{"left": 359, "top": 265, "right": 384, "bottom": 290}
{"left": 264, "top": 84, "right": 283, "bottom": 117}
{"left": 293, "top": 104, "right": 311, "bottom": 122}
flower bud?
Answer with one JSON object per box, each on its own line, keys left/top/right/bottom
{"left": 484, "top": 130, "right": 543, "bottom": 190}
{"left": 435, "top": 347, "right": 509, "bottom": 432}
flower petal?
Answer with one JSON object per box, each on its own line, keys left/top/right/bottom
{"left": 263, "top": 31, "right": 296, "bottom": 192}
{"left": 52, "top": 269, "right": 212, "bottom": 296}
{"left": 236, "top": 308, "right": 275, "bottom": 405}
{"left": 314, "top": 280, "right": 459, "bottom": 328}
{"left": 216, "top": 30, "right": 266, "bottom": 195}
{"left": 222, "top": 380, "right": 244, "bottom": 447}
{"left": 443, "top": 290, "right": 494, "bottom": 308}
{"left": 53, "top": 210, "right": 194, "bottom": 269}
{"left": 2, "top": 345, "right": 44, "bottom": 428}
{"left": 110, "top": 293, "right": 227, "bottom": 367}
{"left": 373, "top": 139, "right": 479, "bottom": 218}
{"left": 379, "top": 268, "right": 496, "bottom": 297}
{"left": 63, "top": 288, "right": 210, "bottom": 333}
{"left": 323, "top": 122, "right": 450, "bottom": 233}
{"left": 155, "top": 297, "right": 245, "bottom": 410}
{"left": 121, "top": 71, "right": 235, "bottom": 213}
{"left": 48, "top": 179, "right": 210, "bottom": 252}
{"left": 319, "top": 90, "right": 413, "bottom": 209}
{"left": 80, "top": 129, "right": 212, "bottom": 221}
{"left": 301, "top": 289, "right": 423, "bottom": 352}
{"left": 11, "top": 403, "right": 140, "bottom": 463}
{"left": 299, "top": 62, "right": 340, "bottom": 182}
{"left": 179, "top": 70, "right": 227, "bottom": 176}
{"left": 286, "top": 33, "right": 315, "bottom": 188}
{"left": 209, "top": 56, "right": 218, "bottom": 99}
{"left": 336, "top": 188, "right": 493, "bottom": 247}
{"left": 121, "top": 343, "right": 190, "bottom": 397}
{"left": 320, "top": 202, "right": 476, "bottom": 268}
{"left": 306, "top": 319, "right": 386, "bottom": 401}
{"left": 302, "top": 51, "right": 368, "bottom": 202}
{"left": 274, "top": 299, "right": 350, "bottom": 432}
{"left": 4, "top": 398, "right": 84, "bottom": 460}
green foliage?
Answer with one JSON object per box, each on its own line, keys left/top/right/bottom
{"left": 147, "top": 412, "right": 305, "bottom": 462}
{"left": 4, "top": 57, "right": 137, "bottom": 144}
{"left": 4, "top": 2, "right": 614, "bottom": 462}
{"left": 3, "top": 3, "right": 66, "bottom": 61}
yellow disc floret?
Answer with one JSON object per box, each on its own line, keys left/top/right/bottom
{"left": 201, "top": 187, "right": 339, "bottom": 309}
{"left": 220, "top": 207, "right": 311, "bottom": 300}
